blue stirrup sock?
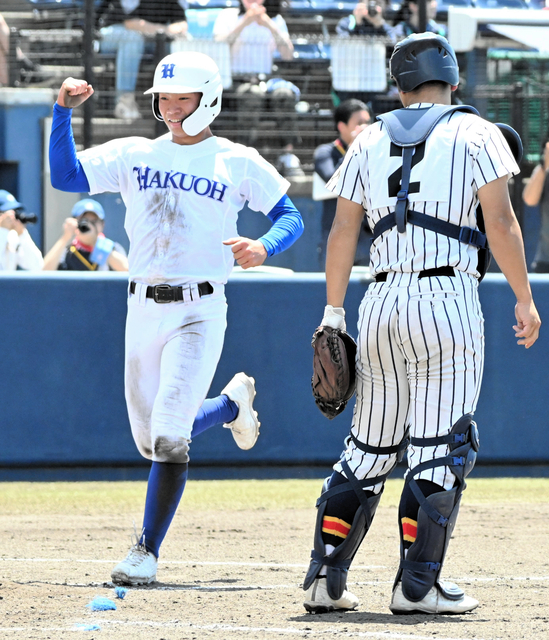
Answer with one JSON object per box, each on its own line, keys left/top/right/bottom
{"left": 140, "top": 397, "right": 238, "bottom": 557}
{"left": 190, "top": 395, "right": 238, "bottom": 438}
{"left": 141, "top": 461, "right": 188, "bottom": 558}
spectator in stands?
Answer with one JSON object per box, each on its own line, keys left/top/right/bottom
{"left": 0, "top": 12, "right": 52, "bottom": 87}
{"left": 336, "top": 0, "right": 395, "bottom": 40}
{"left": 523, "top": 136, "right": 549, "bottom": 273}
{"left": 43, "top": 198, "right": 128, "bottom": 271}
{"left": 0, "top": 190, "right": 43, "bottom": 271}
{"left": 213, "top": 0, "right": 300, "bottom": 151}
{"left": 392, "top": 0, "right": 446, "bottom": 38}
{"left": 97, "top": 0, "right": 188, "bottom": 120}
{"left": 332, "top": 1, "right": 396, "bottom": 113}
{"left": 312, "top": 99, "right": 373, "bottom": 270}
{"left": 0, "top": 13, "right": 8, "bottom": 86}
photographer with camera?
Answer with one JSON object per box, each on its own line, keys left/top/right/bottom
{"left": 0, "top": 190, "right": 44, "bottom": 271}
{"left": 336, "top": 1, "right": 395, "bottom": 40}
{"left": 392, "top": 0, "right": 446, "bottom": 38}
{"left": 43, "top": 198, "right": 128, "bottom": 271}
{"left": 333, "top": 0, "right": 396, "bottom": 112}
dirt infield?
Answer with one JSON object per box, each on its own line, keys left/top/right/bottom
{"left": 0, "top": 478, "right": 548, "bottom": 640}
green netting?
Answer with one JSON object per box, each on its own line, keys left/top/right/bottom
{"left": 480, "top": 53, "right": 549, "bottom": 164}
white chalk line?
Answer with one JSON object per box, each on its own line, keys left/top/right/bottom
{"left": 2, "top": 557, "right": 549, "bottom": 586}
{"left": 0, "top": 620, "right": 493, "bottom": 640}
{"left": 0, "top": 557, "right": 383, "bottom": 570}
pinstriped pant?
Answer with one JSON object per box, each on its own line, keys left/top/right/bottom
{"left": 334, "top": 271, "right": 484, "bottom": 492}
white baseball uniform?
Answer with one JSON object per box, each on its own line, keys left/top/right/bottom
{"left": 327, "top": 104, "right": 519, "bottom": 489}
{"left": 78, "top": 134, "right": 289, "bottom": 460}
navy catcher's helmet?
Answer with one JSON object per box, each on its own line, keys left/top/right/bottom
{"left": 390, "top": 33, "right": 459, "bottom": 92}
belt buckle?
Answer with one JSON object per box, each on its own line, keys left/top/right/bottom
{"left": 153, "top": 284, "right": 174, "bottom": 303}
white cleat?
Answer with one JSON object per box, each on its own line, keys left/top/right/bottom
{"left": 303, "top": 578, "right": 359, "bottom": 613}
{"left": 221, "top": 372, "right": 260, "bottom": 450}
{"left": 111, "top": 540, "right": 158, "bottom": 586}
{"left": 390, "top": 581, "right": 479, "bottom": 615}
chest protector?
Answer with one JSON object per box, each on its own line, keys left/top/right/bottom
{"left": 375, "top": 105, "right": 492, "bottom": 281}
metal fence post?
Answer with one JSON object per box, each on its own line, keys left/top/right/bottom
{"left": 8, "top": 28, "right": 19, "bottom": 87}
{"left": 153, "top": 32, "right": 169, "bottom": 138}
{"left": 511, "top": 82, "right": 524, "bottom": 228}
{"left": 417, "top": 0, "right": 427, "bottom": 34}
{"left": 83, "top": 0, "right": 96, "bottom": 149}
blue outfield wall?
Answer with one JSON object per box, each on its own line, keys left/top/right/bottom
{"left": 0, "top": 271, "right": 548, "bottom": 473}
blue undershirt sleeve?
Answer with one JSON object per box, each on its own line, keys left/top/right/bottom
{"left": 259, "top": 194, "right": 304, "bottom": 257}
{"left": 49, "top": 103, "right": 90, "bottom": 193}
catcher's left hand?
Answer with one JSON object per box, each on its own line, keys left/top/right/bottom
{"left": 311, "top": 325, "right": 357, "bottom": 420}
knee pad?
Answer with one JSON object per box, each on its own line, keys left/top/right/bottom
{"left": 397, "top": 414, "right": 479, "bottom": 601}
{"left": 153, "top": 436, "right": 190, "bottom": 464}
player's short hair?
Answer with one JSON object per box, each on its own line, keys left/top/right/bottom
{"left": 334, "top": 99, "right": 372, "bottom": 127}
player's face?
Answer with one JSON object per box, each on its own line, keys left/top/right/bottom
{"left": 158, "top": 92, "right": 204, "bottom": 144}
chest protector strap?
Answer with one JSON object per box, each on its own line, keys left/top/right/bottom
{"left": 374, "top": 105, "right": 486, "bottom": 250}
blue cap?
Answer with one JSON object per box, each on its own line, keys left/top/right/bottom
{"left": 71, "top": 198, "right": 105, "bottom": 220}
{"left": 0, "top": 190, "right": 24, "bottom": 212}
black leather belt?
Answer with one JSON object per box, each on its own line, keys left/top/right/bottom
{"left": 375, "top": 266, "right": 455, "bottom": 283}
{"left": 129, "top": 281, "right": 213, "bottom": 303}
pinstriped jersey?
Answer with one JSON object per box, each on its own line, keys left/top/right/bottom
{"left": 327, "top": 103, "right": 520, "bottom": 278}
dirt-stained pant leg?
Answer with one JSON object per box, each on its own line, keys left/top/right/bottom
{"left": 125, "top": 292, "right": 228, "bottom": 463}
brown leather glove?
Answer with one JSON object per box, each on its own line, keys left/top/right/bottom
{"left": 311, "top": 326, "right": 357, "bottom": 420}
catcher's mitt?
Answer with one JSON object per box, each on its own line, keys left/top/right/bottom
{"left": 311, "top": 326, "right": 357, "bottom": 420}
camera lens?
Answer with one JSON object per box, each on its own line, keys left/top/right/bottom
{"left": 14, "top": 210, "right": 38, "bottom": 225}
{"left": 78, "top": 220, "right": 92, "bottom": 233}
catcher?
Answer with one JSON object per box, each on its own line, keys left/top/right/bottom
{"left": 304, "top": 33, "right": 540, "bottom": 616}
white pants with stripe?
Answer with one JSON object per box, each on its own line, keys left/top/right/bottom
{"left": 125, "top": 283, "right": 227, "bottom": 463}
{"left": 334, "top": 271, "right": 484, "bottom": 491}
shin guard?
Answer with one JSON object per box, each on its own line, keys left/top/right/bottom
{"left": 303, "top": 460, "right": 384, "bottom": 600}
{"left": 396, "top": 414, "right": 480, "bottom": 602}
{"left": 304, "top": 434, "right": 408, "bottom": 600}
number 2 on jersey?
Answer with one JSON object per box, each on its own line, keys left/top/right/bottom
{"left": 387, "top": 141, "right": 426, "bottom": 198}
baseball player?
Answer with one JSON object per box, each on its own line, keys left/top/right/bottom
{"left": 48, "top": 51, "right": 303, "bottom": 585}
{"left": 303, "top": 33, "right": 541, "bottom": 615}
